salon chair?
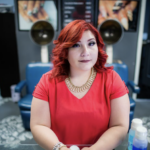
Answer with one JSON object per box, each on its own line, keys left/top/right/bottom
{"left": 107, "top": 63, "right": 140, "bottom": 129}
{"left": 15, "top": 62, "right": 53, "bottom": 130}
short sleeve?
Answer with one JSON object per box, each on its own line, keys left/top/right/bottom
{"left": 110, "top": 71, "right": 129, "bottom": 100}
{"left": 32, "top": 74, "right": 49, "bottom": 101}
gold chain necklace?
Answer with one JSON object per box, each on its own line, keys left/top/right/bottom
{"left": 65, "top": 68, "right": 97, "bottom": 93}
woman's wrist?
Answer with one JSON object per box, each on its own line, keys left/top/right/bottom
{"left": 59, "top": 145, "right": 68, "bottom": 150}
{"left": 53, "top": 142, "right": 67, "bottom": 150}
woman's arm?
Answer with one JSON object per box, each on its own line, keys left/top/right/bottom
{"left": 30, "top": 97, "right": 70, "bottom": 150}
{"left": 84, "top": 94, "right": 130, "bottom": 150}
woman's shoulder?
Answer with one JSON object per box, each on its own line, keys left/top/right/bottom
{"left": 96, "top": 68, "right": 120, "bottom": 84}
{"left": 43, "top": 70, "right": 52, "bottom": 76}
{"left": 42, "top": 70, "right": 64, "bottom": 84}
{"left": 40, "top": 70, "right": 55, "bottom": 84}
{"left": 42, "top": 70, "right": 52, "bottom": 79}
{"left": 98, "top": 68, "right": 117, "bottom": 77}
{"left": 106, "top": 68, "right": 118, "bottom": 76}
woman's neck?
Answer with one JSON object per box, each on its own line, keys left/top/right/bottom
{"left": 69, "top": 67, "right": 92, "bottom": 87}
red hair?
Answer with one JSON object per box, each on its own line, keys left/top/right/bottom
{"left": 50, "top": 20, "right": 112, "bottom": 82}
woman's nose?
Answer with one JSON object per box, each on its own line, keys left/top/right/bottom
{"left": 81, "top": 45, "right": 90, "bottom": 57}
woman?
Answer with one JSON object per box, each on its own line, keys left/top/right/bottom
{"left": 30, "top": 20, "right": 130, "bottom": 150}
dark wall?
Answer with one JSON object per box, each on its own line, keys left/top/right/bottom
{"left": 137, "top": 0, "right": 150, "bottom": 99}
{"left": 0, "top": 13, "right": 20, "bottom": 97}
{"left": 143, "top": 0, "right": 150, "bottom": 35}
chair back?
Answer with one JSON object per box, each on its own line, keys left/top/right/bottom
{"left": 26, "top": 62, "right": 53, "bottom": 94}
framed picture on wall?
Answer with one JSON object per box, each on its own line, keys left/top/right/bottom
{"left": 97, "top": 0, "right": 139, "bottom": 32}
{"left": 17, "top": 0, "right": 58, "bottom": 31}
{"left": 61, "top": 0, "right": 95, "bottom": 29}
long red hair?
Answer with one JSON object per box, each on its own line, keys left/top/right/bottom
{"left": 50, "top": 20, "right": 111, "bottom": 82}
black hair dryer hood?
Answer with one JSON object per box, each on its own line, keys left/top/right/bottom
{"left": 30, "top": 20, "right": 55, "bottom": 63}
{"left": 30, "top": 20, "right": 54, "bottom": 46}
{"left": 99, "top": 19, "right": 124, "bottom": 45}
{"left": 98, "top": 19, "right": 124, "bottom": 64}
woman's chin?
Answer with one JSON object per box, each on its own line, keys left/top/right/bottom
{"left": 78, "top": 65, "right": 94, "bottom": 71}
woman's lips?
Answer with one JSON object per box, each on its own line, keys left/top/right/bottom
{"left": 79, "top": 60, "right": 91, "bottom": 63}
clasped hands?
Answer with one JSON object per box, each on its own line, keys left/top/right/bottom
{"left": 60, "top": 146, "right": 94, "bottom": 150}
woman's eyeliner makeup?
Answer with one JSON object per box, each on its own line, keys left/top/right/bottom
{"left": 89, "top": 41, "right": 96, "bottom": 46}
{"left": 72, "top": 40, "right": 96, "bottom": 48}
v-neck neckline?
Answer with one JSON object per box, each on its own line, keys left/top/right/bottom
{"left": 63, "top": 72, "right": 98, "bottom": 100}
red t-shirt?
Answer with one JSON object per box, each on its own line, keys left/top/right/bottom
{"left": 32, "top": 69, "right": 129, "bottom": 146}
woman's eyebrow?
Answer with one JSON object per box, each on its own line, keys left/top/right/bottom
{"left": 87, "top": 38, "right": 95, "bottom": 41}
{"left": 78, "top": 38, "right": 95, "bottom": 42}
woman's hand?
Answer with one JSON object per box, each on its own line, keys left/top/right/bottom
{"left": 18, "top": 0, "right": 49, "bottom": 23}
{"left": 60, "top": 147, "right": 71, "bottom": 150}
{"left": 81, "top": 147, "right": 91, "bottom": 150}
{"left": 98, "top": 0, "right": 138, "bottom": 30}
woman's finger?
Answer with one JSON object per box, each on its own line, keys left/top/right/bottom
{"left": 128, "top": 1, "right": 138, "bottom": 11}
{"left": 40, "top": 1, "right": 45, "bottom": 7}
{"left": 98, "top": 14, "right": 106, "bottom": 26}
{"left": 99, "top": 0, "right": 107, "bottom": 18}
{"left": 18, "top": 5, "right": 31, "bottom": 22}
{"left": 27, "top": 1, "right": 35, "bottom": 16}
{"left": 33, "top": 1, "right": 41, "bottom": 14}
{"left": 22, "top": 1, "right": 28, "bottom": 10}
{"left": 29, "top": 15, "right": 39, "bottom": 23}
{"left": 112, "top": 0, "right": 128, "bottom": 13}
{"left": 18, "top": 1, "right": 28, "bottom": 10}
{"left": 117, "top": 8, "right": 129, "bottom": 30}
{"left": 125, "top": 1, "right": 138, "bottom": 21}
{"left": 23, "top": 7, "right": 38, "bottom": 22}
{"left": 105, "top": 1, "right": 116, "bottom": 16}
{"left": 105, "top": 1, "right": 118, "bottom": 20}
{"left": 40, "top": 8, "right": 49, "bottom": 20}
{"left": 36, "top": 10, "right": 46, "bottom": 20}
{"left": 102, "top": 1, "right": 119, "bottom": 20}
{"left": 81, "top": 147, "right": 90, "bottom": 150}
{"left": 26, "top": 11, "right": 39, "bottom": 23}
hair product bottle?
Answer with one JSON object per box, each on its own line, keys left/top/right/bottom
{"left": 128, "top": 118, "right": 143, "bottom": 150}
{"left": 132, "top": 126, "right": 148, "bottom": 150}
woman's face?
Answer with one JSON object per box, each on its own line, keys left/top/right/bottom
{"left": 68, "top": 30, "right": 98, "bottom": 71}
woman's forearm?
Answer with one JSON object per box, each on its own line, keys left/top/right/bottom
{"left": 91, "top": 126, "right": 128, "bottom": 150}
{"left": 31, "top": 125, "right": 60, "bottom": 150}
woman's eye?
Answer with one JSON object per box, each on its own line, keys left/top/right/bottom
{"left": 72, "top": 43, "right": 80, "bottom": 48}
{"left": 89, "top": 41, "right": 96, "bottom": 46}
